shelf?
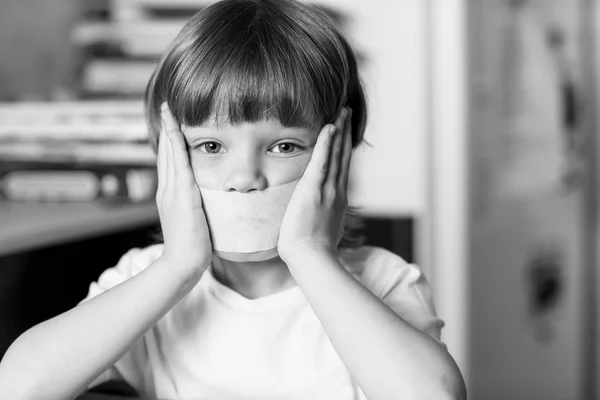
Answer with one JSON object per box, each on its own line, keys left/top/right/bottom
{"left": 0, "top": 200, "right": 159, "bottom": 258}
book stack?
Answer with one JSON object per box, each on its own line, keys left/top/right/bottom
{"left": 73, "top": 0, "right": 212, "bottom": 98}
{"left": 71, "top": 0, "right": 362, "bottom": 97}
{"left": 72, "top": 0, "right": 360, "bottom": 98}
{"left": 0, "top": 1, "right": 216, "bottom": 203}
{"left": 0, "top": 101, "right": 157, "bottom": 203}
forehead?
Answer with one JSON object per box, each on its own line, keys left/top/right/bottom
{"left": 181, "top": 118, "right": 318, "bottom": 138}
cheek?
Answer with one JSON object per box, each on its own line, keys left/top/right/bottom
{"left": 266, "top": 155, "right": 311, "bottom": 185}
{"left": 189, "top": 156, "right": 223, "bottom": 189}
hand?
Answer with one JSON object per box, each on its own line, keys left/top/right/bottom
{"left": 278, "top": 107, "right": 353, "bottom": 261}
{"left": 156, "top": 103, "right": 213, "bottom": 277}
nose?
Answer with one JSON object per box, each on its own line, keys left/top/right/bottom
{"left": 223, "top": 157, "right": 268, "bottom": 193}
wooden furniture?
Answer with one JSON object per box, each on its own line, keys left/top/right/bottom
{"left": 0, "top": 200, "right": 159, "bottom": 258}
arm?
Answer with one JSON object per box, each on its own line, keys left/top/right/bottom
{"left": 284, "top": 248, "right": 465, "bottom": 400}
{"left": 0, "top": 256, "right": 203, "bottom": 400}
{"left": 0, "top": 105, "right": 212, "bottom": 400}
{"left": 278, "top": 107, "right": 466, "bottom": 399}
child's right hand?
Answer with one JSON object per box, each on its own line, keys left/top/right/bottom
{"left": 156, "top": 103, "right": 213, "bottom": 278}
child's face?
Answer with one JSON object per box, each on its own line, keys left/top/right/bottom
{"left": 180, "top": 119, "right": 320, "bottom": 191}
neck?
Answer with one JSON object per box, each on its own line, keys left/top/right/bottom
{"left": 211, "top": 255, "right": 297, "bottom": 300}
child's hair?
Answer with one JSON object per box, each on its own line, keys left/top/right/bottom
{"left": 145, "top": 0, "right": 367, "bottom": 248}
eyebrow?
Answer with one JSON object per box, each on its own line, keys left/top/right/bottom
{"left": 181, "top": 124, "right": 316, "bottom": 139}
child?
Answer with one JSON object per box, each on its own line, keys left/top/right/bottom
{"left": 0, "top": 0, "right": 466, "bottom": 399}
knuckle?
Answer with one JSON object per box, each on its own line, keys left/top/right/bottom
{"left": 341, "top": 192, "right": 348, "bottom": 203}
{"left": 323, "top": 186, "right": 336, "bottom": 202}
{"left": 167, "top": 129, "right": 180, "bottom": 140}
{"left": 161, "top": 191, "right": 174, "bottom": 205}
{"left": 308, "top": 190, "right": 323, "bottom": 204}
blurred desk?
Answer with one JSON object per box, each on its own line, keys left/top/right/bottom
{"left": 77, "top": 395, "right": 141, "bottom": 400}
{"left": 0, "top": 200, "right": 159, "bottom": 257}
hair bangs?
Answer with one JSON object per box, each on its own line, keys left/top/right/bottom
{"left": 166, "top": 16, "right": 340, "bottom": 131}
{"left": 145, "top": 0, "right": 366, "bottom": 153}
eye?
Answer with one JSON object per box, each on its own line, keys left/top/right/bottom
{"left": 196, "top": 141, "right": 223, "bottom": 154}
{"left": 270, "top": 142, "right": 303, "bottom": 154}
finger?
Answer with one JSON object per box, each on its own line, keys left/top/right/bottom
{"left": 156, "top": 122, "right": 167, "bottom": 203}
{"left": 163, "top": 114, "right": 176, "bottom": 187}
{"left": 303, "top": 124, "right": 337, "bottom": 187}
{"left": 339, "top": 108, "right": 353, "bottom": 189}
{"left": 161, "top": 104, "right": 179, "bottom": 182}
{"left": 166, "top": 122, "right": 192, "bottom": 177}
{"left": 161, "top": 103, "right": 181, "bottom": 139}
{"left": 326, "top": 108, "right": 348, "bottom": 186}
{"left": 162, "top": 104, "right": 197, "bottom": 190}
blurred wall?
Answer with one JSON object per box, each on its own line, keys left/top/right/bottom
{"left": 467, "top": 0, "right": 585, "bottom": 399}
{"left": 0, "top": 0, "right": 80, "bottom": 100}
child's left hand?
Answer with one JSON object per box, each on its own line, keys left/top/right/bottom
{"left": 278, "top": 107, "right": 353, "bottom": 261}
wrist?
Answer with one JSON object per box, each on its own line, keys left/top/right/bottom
{"left": 156, "top": 252, "right": 211, "bottom": 283}
{"left": 279, "top": 242, "right": 337, "bottom": 265}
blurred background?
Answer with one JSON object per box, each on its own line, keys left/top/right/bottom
{"left": 0, "top": 0, "right": 598, "bottom": 398}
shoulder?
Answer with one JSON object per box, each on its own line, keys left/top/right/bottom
{"left": 121, "top": 243, "right": 164, "bottom": 274}
{"left": 104, "top": 243, "right": 164, "bottom": 279}
{"left": 80, "top": 244, "right": 164, "bottom": 304}
{"left": 338, "top": 245, "right": 419, "bottom": 296}
{"left": 339, "top": 245, "right": 445, "bottom": 342}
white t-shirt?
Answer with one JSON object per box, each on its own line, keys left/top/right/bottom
{"left": 81, "top": 244, "right": 445, "bottom": 400}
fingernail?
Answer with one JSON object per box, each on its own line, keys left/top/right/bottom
{"left": 160, "top": 103, "right": 169, "bottom": 121}
{"left": 329, "top": 125, "right": 337, "bottom": 136}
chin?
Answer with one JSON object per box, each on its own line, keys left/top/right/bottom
{"left": 214, "top": 248, "right": 279, "bottom": 262}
